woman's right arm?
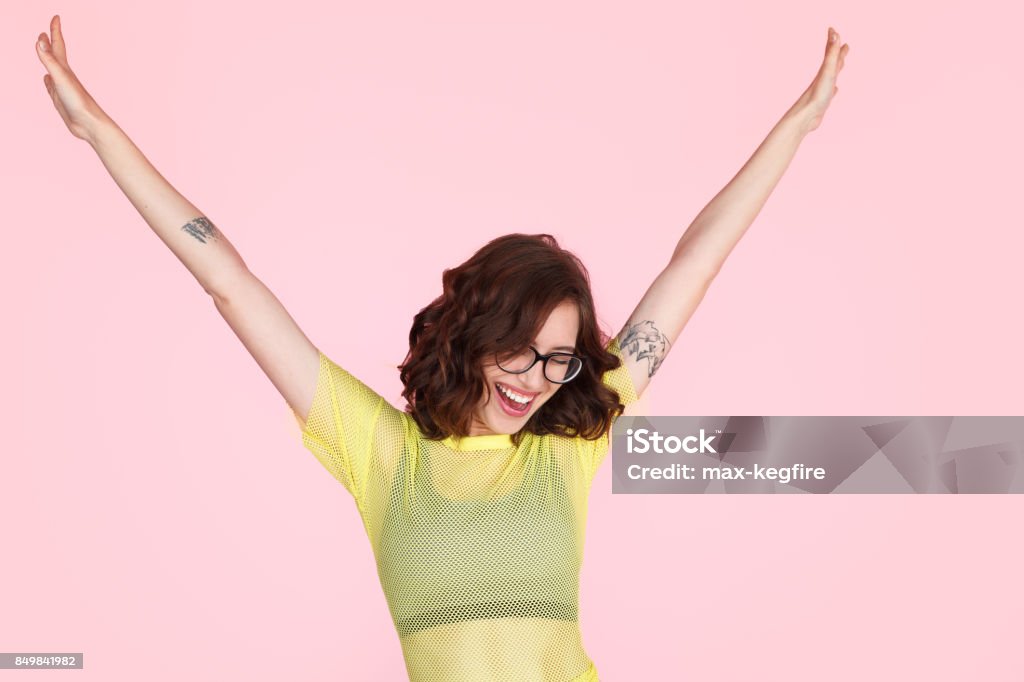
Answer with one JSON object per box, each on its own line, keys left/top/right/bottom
{"left": 36, "top": 16, "right": 320, "bottom": 422}
{"left": 87, "top": 119, "right": 321, "bottom": 421}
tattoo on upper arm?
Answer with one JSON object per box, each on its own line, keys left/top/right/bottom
{"left": 181, "top": 216, "right": 220, "bottom": 244}
{"left": 619, "top": 320, "right": 671, "bottom": 379}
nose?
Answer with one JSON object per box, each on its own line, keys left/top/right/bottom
{"left": 516, "top": 361, "right": 548, "bottom": 393}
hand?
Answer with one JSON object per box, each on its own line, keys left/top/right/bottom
{"left": 35, "top": 15, "right": 107, "bottom": 143}
{"left": 792, "top": 27, "right": 849, "bottom": 134}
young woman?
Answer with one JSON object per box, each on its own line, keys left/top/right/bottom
{"left": 35, "top": 16, "right": 848, "bottom": 681}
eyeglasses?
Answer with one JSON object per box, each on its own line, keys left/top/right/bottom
{"left": 495, "top": 346, "right": 584, "bottom": 384}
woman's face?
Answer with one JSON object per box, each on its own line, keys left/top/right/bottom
{"left": 468, "top": 300, "right": 580, "bottom": 437}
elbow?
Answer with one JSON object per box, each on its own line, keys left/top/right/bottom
{"left": 204, "top": 268, "right": 253, "bottom": 305}
{"left": 202, "top": 277, "right": 229, "bottom": 304}
{"left": 206, "top": 286, "right": 227, "bottom": 306}
{"left": 667, "top": 254, "right": 720, "bottom": 286}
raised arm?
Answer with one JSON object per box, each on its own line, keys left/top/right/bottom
{"left": 36, "top": 15, "right": 321, "bottom": 420}
{"left": 615, "top": 27, "right": 850, "bottom": 399}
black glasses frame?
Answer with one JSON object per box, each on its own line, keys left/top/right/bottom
{"left": 495, "top": 346, "right": 585, "bottom": 384}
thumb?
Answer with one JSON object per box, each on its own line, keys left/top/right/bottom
{"left": 41, "top": 70, "right": 74, "bottom": 128}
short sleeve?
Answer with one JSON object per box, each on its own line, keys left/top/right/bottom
{"left": 601, "top": 335, "right": 639, "bottom": 411}
{"left": 578, "top": 335, "right": 640, "bottom": 486}
{"left": 295, "top": 350, "right": 404, "bottom": 503}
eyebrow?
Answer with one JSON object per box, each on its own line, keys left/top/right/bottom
{"left": 528, "top": 338, "right": 577, "bottom": 353}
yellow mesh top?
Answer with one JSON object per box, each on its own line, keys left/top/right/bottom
{"left": 295, "top": 335, "right": 638, "bottom": 682}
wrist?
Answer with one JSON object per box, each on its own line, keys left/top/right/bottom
{"left": 84, "top": 109, "right": 124, "bottom": 151}
{"left": 784, "top": 90, "right": 822, "bottom": 135}
{"left": 781, "top": 101, "right": 815, "bottom": 138}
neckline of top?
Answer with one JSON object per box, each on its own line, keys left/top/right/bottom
{"left": 441, "top": 433, "right": 518, "bottom": 451}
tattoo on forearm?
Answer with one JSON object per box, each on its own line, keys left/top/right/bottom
{"left": 181, "top": 216, "right": 220, "bottom": 244}
{"left": 619, "top": 320, "right": 671, "bottom": 378}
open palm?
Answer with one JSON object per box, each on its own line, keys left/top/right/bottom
{"left": 35, "top": 15, "right": 105, "bottom": 142}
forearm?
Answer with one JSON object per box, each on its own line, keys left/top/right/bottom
{"left": 86, "top": 113, "right": 249, "bottom": 297}
{"left": 670, "top": 104, "right": 814, "bottom": 275}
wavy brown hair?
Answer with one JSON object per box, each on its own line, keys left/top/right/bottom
{"left": 397, "top": 233, "right": 627, "bottom": 447}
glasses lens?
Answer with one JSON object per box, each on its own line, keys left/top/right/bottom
{"left": 545, "top": 354, "right": 583, "bottom": 383}
{"left": 496, "top": 347, "right": 536, "bottom": 373}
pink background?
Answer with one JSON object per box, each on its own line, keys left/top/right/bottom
{"left": 4, "top": 1, "right": 1022, "bottom": 680}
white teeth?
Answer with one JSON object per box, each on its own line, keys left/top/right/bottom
{"left": 497, "top": 384, "right": 532, "bottom": 404}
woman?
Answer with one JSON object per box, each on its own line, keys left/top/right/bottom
{"left": 35, "top": 16, "right": 848, "bottom": 681}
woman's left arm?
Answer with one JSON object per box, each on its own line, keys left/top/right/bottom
{"left": 616, "top": 27, "right": 850, "bottom": 398}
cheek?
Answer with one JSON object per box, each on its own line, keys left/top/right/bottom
{"left": 542, "top": 386, "right": 565, "bottom": 406}
{"left": 532, "top": 387, "right": 557, "bottom": 409}
{"left": 480, "top": 376, "right": 499, "bottom": 405}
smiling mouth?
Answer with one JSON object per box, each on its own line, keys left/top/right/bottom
{"left": 495, "top": 383, "right": 535, "bottom": 414}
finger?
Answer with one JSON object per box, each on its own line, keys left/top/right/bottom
{"left": 36, "top": 33, "right": 73, "bottom": 87}
{"left": 36, "top": 32, "right": 54, "bottom": 64}
{"left": 37, "top": 32, "right": 57, "bottom": 69}
{"left": 43, "top": 74, "right": 73, "bottom": 127}
{"left": 826, "top": 28, "right": 842, "bottom": 70}
{"left": 816, "top": 28, "right": 837, "bottom": 80}
{"left": 50, "top": 15, "right": 69, "bottom": 65}
{"left": 42, "top": 72, "right": 58, "bottom": 108}
{"left": 838, "top": 43, "right": 849, "bottom": 73}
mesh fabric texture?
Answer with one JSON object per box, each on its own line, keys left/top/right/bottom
{"left": 296, "top": 335, "right": 638, "bottom": 682}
